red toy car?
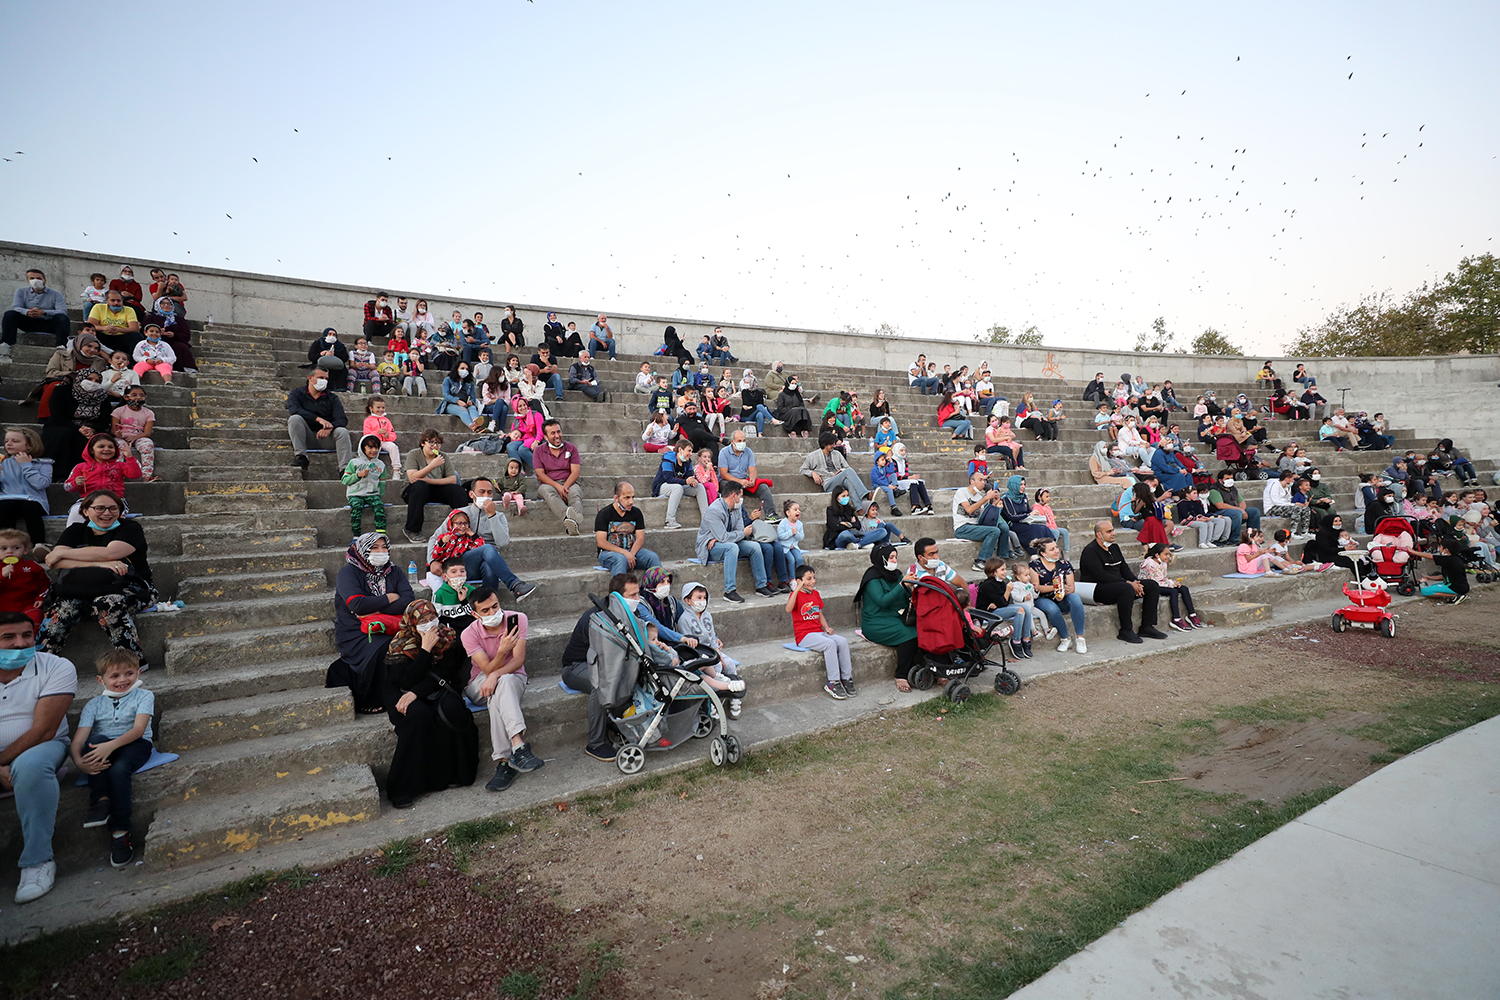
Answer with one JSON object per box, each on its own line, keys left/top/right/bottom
{"left": 1331, "top": 580, "right": 1395, "bottom": 638}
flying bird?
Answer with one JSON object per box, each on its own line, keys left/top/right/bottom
{"left": 226, "top": 214, "right": 233, "bottom": 219}
{"left": 1348, "top": 72, "right": 1353, "bottom": 79}
{"left": 252, "top": 157, "right": 258, "bottom": 162}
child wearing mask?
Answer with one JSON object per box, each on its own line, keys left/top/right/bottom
{"left": 676, "top": 581, "right": 747, "bottom": 718}
{"left": 432, "top": 557, "right": 477, "bottom": 632}
{"left": 342, "top": 435, "right": 389, "bottom": 537}
{"left": 131, "top": 327, "right": 176, "bottom": 382}
{"left": 110, "top": 387, "right": 157, "bottom": 482}
{"left": 347, "top": 337, "right": 378, "bottom": 393}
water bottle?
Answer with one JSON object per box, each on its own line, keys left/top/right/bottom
{"left": 407, "top": 560, "right": 420, "bottom": 588}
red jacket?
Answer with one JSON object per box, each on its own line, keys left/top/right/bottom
{"left": 364, "top": 300, "right": 394, "bottom": 324}
{"left": 66, "top": 455, "right": 142, "bottom": 496}
{"left": 0, "top": 559, "right": 50, "bottom": 626}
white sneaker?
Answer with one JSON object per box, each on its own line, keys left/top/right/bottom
{"left": 664, "top": 519, "right": 682, "bottom": 530}
{"left": 1199, "top": 542, "right": 1216, "bottom": 549}
{"left": 1074, "top": 637, "right": 1087, "bottom": 654}
{"left": 1057, "top": 636, "right": 1072, "bottom": 652}
{"left": 562, "top": 517, "right": 579, "bottom": 536}
{"left": 1043, "top": 625, "right": 1059, "bottom": 641}
{"left": 15, "top": 860, "right": 55, "bottom": 903}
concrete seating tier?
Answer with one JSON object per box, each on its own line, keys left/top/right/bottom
{"left": 0, "top": 322, "right": 1490, "bottom": 882}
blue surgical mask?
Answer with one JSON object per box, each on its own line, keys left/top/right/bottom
{"left": 0, "top": 646, "right": 36, "bottom": 670}
{"left": 87, "top": 519, "right": 120, "bottom": 532}
{"left": 838, "top": 496, "right": 850, "bottom": 505}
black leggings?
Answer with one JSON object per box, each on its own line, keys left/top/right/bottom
{"left": 0, "top": 499, "right": 47, "bottom": 544}
{"left": 890, "top": 636, "right": 920, "bottom": 682}
{"left": 904, "top": 480, "right": 931, "bottom": 509}
{"left": 1163, "top": 584, "right": 1196, "bottom": 618}
{"left": 402, "top": 480, "right": 470, "bottom": 533}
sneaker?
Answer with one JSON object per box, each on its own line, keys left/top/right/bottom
{"left": 1012, "top": 639, "right": 1026, "bottom": 659}
{"left": 1019, "top": 640, "right": 1034, "bottom": 659}
{"left": 723, "top": 676, "right": 747, "bottom": 694}
{"left": 1139, "top": 626, "right": 1169, "bottom": 640}
{"left": 510, "top": 742, "right": 544, "bottom": 772}
{"left": 584, "top": 742, "right": 617, "bottom": 762}
{"left": 889, "top": 507, "right": 903, "bottom": 517}
{"left": 110, "top": 832, "right": 133, "bottom": 868}
{"left": 664, "top": 519, "right": 683, "bottom": 530}
{"left": 1451, "top": 593, "right": 1469, "bottom": 605}
{"left": 14, "top": 860, "right": 55, "bottom": 903}
{"left": 727, "top": 698, "right": 743, "bottom": 720}
{"left": 776, "top": 582, "right": 792, "bottom": 595}
{"left": 1199, "top": 542, "right": 1216, "bottom": 549}
{"left": 292, "top": 454, "right": 310, "bottom": 469}
{"left": 1056, "top": 636, "right": 1072, "bottom": 653}
{"left": 842, "top": 677, "right": 859, "bottom": 697}
{"left": 485, "top": 760, "right": 518, "bottom": 791}
{"left": 562, "top": 517, "right": 579, "bottom": 536}
{"left": 1043, "top": 625, "right": 1059, "bottom": 641}
{"left": 511, "top": 580, "right": 538, "bottom": 601}
{"left": 845, "top": 543, "right": 858, "bottom": 551}
{"left": 1170, "top": 544, "right": 1183, "bottom": 552}
{"left": 1074, "top": 636, "right": 1087, "bottom": 654}
{"left": 723, "top": 589, "right": 745, "bottom": 604}
{"left": 403, "top": 528, "right": 423, "bottom": 544}
{"left": 1188, "top": 614, "right": 1206, "bottom": 628}
{"left": 83, "top": 798, "right": 110, "bottom": 829}
{"left": 1169, "top": 617, "right": 1191, "bottom": 632}
{"left": 971, "top": 561, "right": 987, "bottom": 573}
{"left": 755, "top": 585, "right": 776, "bottom": 597}
{"left": 823, "top": 680, "right": 847, "bottom": 700}
{"left": 1118, "top": 630, "right": 1143, "bottom": 644}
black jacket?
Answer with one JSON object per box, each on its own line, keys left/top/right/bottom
{"left": 1078, "top": 540, "right": 1135, "bottom": 584}
{"left": 286, "top": 386, "right": 349, "bottom": 428}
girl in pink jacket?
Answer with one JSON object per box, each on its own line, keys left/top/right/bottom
{"left": 362, "top": 396, "right": 402, "bottom": 472}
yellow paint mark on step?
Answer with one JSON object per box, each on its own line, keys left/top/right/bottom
{"left": 306, "top": 766, "right": 323, "bottom": 775}
{"left": 276, "top": 771, "right": 290, "bottom": 778}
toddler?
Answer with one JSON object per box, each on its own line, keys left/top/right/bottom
{"left": 65, "top": 435, "right": 141, "bottom": 524}
{"left": 70, "top": 650, "right": 154, "bottom": 868}
{"left": 0, "top": 528, "right": 50, "bottom": 627}
{"left": 1006, "top": 563, "right": 1047, "bottom": 638}
{"left": 675, "top": 582, "right": 748, "bottom": 718}
{"left": 362, "top": 396, "right": 402, "bottom": 472}
{"left": 81, "top": 272, "right": 109, "bottom": 315}
{"left": 376, "top": 351, "right": 402, "bottom": 394}
{"left": 110, "top": 387, "right": 157, "bottom": 481}
{"left": 101, "top": 350, "right": 140, "bottom": 398}
{"left": 497, "top": 457, "right": 528, "bottom": 516}
{"left": 341, "top": 435, "right": 389, "bottom": 537}
{"left": 786, "top": 566, "right": 855, "bottom": 700}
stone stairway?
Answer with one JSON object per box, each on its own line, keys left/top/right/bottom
{"left": 0, "top": 319, "right": 1492, "bottom": 887}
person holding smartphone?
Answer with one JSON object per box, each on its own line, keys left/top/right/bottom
{"left": 462, "top": 588, "right": 543, "bottom": 792}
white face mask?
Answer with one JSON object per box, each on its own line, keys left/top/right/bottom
{"left": 653, "top": 584, "right": 671, "bottom": 599}
{"left": 622, "top": 597, "right": 640, "bottom": 612}
{"left": 1312, "top": 474, "right": 1321, "bottom": 481}
{"left": 313, "top": 379, "right": 328, "bottom": 391}
{"left": 688, "top": 599, "right": 707, "bottom": 612}
{"left": 28, "top": 278, "right": 43, "bottom": 290}
{"left": 367, "top": 551, "right": 390, "bottom": 567}
{"left": 732, "top": 441, "right": 746, "bottom": 453}
{"left": 921, "top": 557, "right": 937, "bottom": 569}
{"left": 479, "top": 611, "right": 506, "bottom": 628}
{"left": 416, "top": 619, "right": 440, "bottom": 634}
{"left": 325, "top": 334, "right": 337, "bottom": 343}
{"left": 884, "top": 559, "right": 898, "bottom": 572}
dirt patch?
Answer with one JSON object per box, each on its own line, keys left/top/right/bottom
{"left": 1174, "top": 712, "right": 1387, "bottom": 803}
{"left": 1237, "top": 623, "right": 1500, "bottom": 683}
{"left": 618, "top": 919, "right": 807, "bottom": 1000}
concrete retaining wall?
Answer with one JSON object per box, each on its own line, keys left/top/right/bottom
{"left": 4, "top": 239, "right": 1495, "bottom": 454}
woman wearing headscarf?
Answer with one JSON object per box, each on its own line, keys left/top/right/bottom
{"left": 661, "top": 325, "right": 694, "bottom": 364}
{"left": 1301, "top": 513, "right": 1361, "bottom": 575}
{"left": 43, "top": 330, "right": 107, "bottom": 381}
{"left": 640, "top": 566, "right": 687, "bottom": 633}
{"left": 853, "top": 543, "right": 920, "bottom": 691}
{"left": 737, "top": 370, "right": 778, "bottom": 436}
{"left": 382, "top": 599, "right": 478, "bottom": 809}
{"left": 776, "top": 375, "right": 815, "bottom": 437}
{"left": 888, "top": 442, "right": 933, "bottom": 514}
{"left": 308, "top": 327, "right": 350, "bottom": 381}
{"left": 42, "top": 369, "right": 108, "bottom": 482}
{"left": 1001, "top": 475, "right": 1051, "bottom": 554}
{"left": 143, "top": 297, "right": 198, "bottom": 372}
{"left": 329, "top": 533, "right": 414, "bottom": 714}
{"left": 1089, "top": 440, "right": 1137, "bottom": 486}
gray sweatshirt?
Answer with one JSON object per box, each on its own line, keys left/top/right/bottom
{"left": 800, "top": 447, "right": 850, "bottom": 480}
{"left": 694, "top": 498, "right": 746, "bottom": 564}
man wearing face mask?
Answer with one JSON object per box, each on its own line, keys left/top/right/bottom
{"left": 695, "top": 482, "right": 775, "bottom": 602}
{"left": 86, "top": 290, "right": 142, "bottom": 357}
{"left": 286, "top": 370, "right": 353, "bottom": 471}
{"left": 363, "top": 291, "right": 396, "bottom": 344}
{"left": 0, "top": 612, "right": 76, "bottom": 903}
{"left": 426, "top": 476, "right": 538, "bottom": 600}
{"left": 107, "top": 266, "right": 144, "bottom": 315}
{"left": 2, "top": 269, "right": 71, "bottom": 357}
{"left": 717, "top": 429, "right": 777, "bottom": 519}
{"left": 1207, "top": 473, "right": 1261, "bottom": 542}
{"left": 462, "top": 588, "right": 544, "bottom": 791}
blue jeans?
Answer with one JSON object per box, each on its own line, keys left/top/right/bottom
{"left": 1454, "top": 459, "right": 1476, "bottom": 482}
{"left": 876, "top": 484, "right": 899, "bottom": 509}
{"left": 911, "top": 377, "right": 941, "bottom": 395}
{"left": 486, "top": 397, "right": 512, "bottom": 432}
{"left": 746, "top": 404, "right": 775, "bottom": 435}
{"left": 85, "top": 735, "right": 153, "bottom": 833}
{"left": 598, "top": 548, "right": 661, "bottom": 577}
{"left": 942, "top": 416, "right": 972, "bottom": 438}
{"left": 1051, "top": 526, "right": 1071, "bottom": 556}
{"left": 1036, "top": 592, "right": 1087, "bottom": 638}
{"left": 463, "top": 544, "right": 520, "bottom": 591}
{"left": 706, "top": 538, "right": 768, "bottom": 592}
{"left": 834, "top": 526, "right": 891, "bottom": 548}
{"left": 506, "top": 441, "right": 534, "bottom": 470}
{"left": 11, "top": 739, "right": 66, "bottom": 868}
{"left": 443, "top": 401, "right": 479, "bottom": 425}
{"left": 589, "top": 335, "right": 617, "bottom": 359}
{"left": 986, "top": 603, "right": 1032, "bottom": 640}
{"left": 773, "top": 542, "right": 804, "bottom": 582}
{"left": 543, "top": 372, "right": 565, "bottom": 399}
{"left": 462, "top": 339, "right": 490, "bottom": 363}
{"left": 956, "top": 522, "right": 1011, "bottom": 559}
{"left": 1215, "top": 506, "right": 1261, "bottom": 540}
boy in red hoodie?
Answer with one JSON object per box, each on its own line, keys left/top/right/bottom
{"left": 0, "top": 528, "right": 50, "bottom": 627}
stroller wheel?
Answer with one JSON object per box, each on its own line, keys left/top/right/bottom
{"left": 947, "top": 682, "right": 972, "bottom": 704}
{"left": 911, "top": 666, "right": 935, "bottom": 691}
{"left": 617, "top": 744, "right": 645, "bottom": 775}
{"left": 693, "top": 710, "right": 715, "bottom": 739}
{"left": 1396, "top": 580, "right": 1416, "bottom": 596}
{"left": 995, "top": 669, "right": 1023, "bottom": 696}
{"left": 723, "top": 734, "right": 742, "bottom": 764}
{"left": 709, "top": 736, "right": 727, "bottom": 767}
{"left": 1379, "top": 617, "right": 1395, "bottom": 639}
{"left": 1331, "top": 613, "right": 1348, "bottom": 633}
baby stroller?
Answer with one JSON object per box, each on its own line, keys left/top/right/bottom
{"left": 911, "top": 576, "right": 1023, "bottom": 702}
{"left": 1367, "top": 516, "right": 1422, "bottom": 596}
{"left": 586, "top": 593, "right": 740, "bottom": 775}
{"left": 1331, "top": 579, "right": 1396, "bottom": 638}
{"left": 1426, "top": 515, "right": 1498, "bottom": 584}
{"left": 1214, "top": 434, "right": 1262, "bottom": 479}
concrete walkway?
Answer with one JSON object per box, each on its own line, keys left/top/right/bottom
{"left": 1012, "top": 713, "right": 1500, "bottom": 1000}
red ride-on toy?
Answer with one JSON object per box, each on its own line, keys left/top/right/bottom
{"left": 1331, "top": 580, "right": 1396, "bottom": 638}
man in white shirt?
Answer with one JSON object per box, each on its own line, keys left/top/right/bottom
{"left": 0, "top": 613, "right": 76, "bottom": 903}
{"left": 952, "top": 469, "right": 1013, "bottom": 570}
{"left": 907, "top": 353, "right": 940, "bottom": 395}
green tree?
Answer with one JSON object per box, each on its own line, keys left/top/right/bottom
{"left": 1133, "top": 316, "right": 1176, "bottom": 353}
{"left": 983, "top": 323, "right": 1043, "bottom": 346}
{"left": 1189, "top": 327, "right": 1244, "bottom": 356}
{"left": 1435, "top": 253, "right": 1500, "bottom": 354}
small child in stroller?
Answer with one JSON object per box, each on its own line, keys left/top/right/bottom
{"left": 675, "top": 582, "right": 747, "bottom": 718}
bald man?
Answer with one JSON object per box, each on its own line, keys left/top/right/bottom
{"left": 1077, "top": 521, "right": 1165, "bottom": 644}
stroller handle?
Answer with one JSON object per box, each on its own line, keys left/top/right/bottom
{"left": 673, "top": 643, "right": 722, "bottom": 673}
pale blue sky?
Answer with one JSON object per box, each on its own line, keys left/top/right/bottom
{"left": 2, "top": 1, "right": 1496, "bottom": 353}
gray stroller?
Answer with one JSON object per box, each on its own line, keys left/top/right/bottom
{"left": 587, "top": 593, "right": 743, "bottom": 775}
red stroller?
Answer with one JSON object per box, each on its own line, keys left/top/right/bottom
{"left": 1214, "top": 433, "right": 1261, "bottom": 479}
{"left": 1367, "top": 516, "right": 1422, "bottom": 596}
{"left": 912, "top": 576, "right": 1023, "bottom": 701}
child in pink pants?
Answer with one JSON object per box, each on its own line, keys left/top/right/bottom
{"left": 132, "top": 328, "right": 177, "bottom": 382}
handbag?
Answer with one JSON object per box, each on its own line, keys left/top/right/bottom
{"left": 56, "top": 566, "right": 133, "bottom": 600}
{"left": 898, "top": 594, "right": 917, "bottom": 627}
{"left": 423, "top": 672, "right": 470, "bottom": 732}
{"left": 977, "top": 504, "right": 1002, "bottom": 528}
{"left": 750, "top": 519, "right": 778, "bottom": 543}
{"left": 358, "top": 612, "right": 404, "bottom": 638}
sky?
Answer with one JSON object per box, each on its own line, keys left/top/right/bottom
{"left": 3, "top": 1, "right": 1497, "bottom": 354}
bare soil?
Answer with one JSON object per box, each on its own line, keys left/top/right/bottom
{"left": 1174, "top": 713, "right": 1386, "bottom": 803}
